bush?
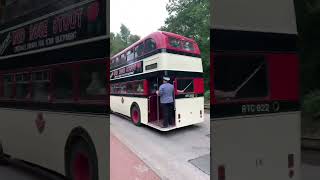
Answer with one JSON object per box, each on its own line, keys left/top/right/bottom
{"left": 204, "top": 90, "right": 210, "bottom": 104}
{"left": 303, "top": 90, "right": 320, "bottom": 120}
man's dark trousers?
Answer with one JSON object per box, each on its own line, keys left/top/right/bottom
{"left": 161, "top": 103, "right": 174, "bottom": 127}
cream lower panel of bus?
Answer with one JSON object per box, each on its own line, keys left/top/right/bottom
{"left": 175, "top": 97, "right": 205, "bottom": 128}
{"left": 0, "top": 108, "right": 108, "bottom": 180}
{"left": 143, "top": 53, "right": 203, "bottom": 74}
{"left": 212, "top": 112, "right": 301, "bottom": 180}
{"left": 110, "top": 96, "right": 149, "bottom": 124}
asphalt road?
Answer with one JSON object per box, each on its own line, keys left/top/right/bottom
{"left": 110, "top": 113, "right": 211, "bottom": 180}
{"left": 301, "top": 149, "right": 320, "bottom": 180}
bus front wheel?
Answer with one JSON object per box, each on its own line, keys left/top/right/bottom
{"left": 131, "top": 104, "right": 141, "bottom": 126}
{"left": 67, "top": 140, "right": 98, "bottom": 180}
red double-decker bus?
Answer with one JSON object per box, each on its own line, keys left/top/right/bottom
{"left": 110, "top": 31, "right": 205, "bottom": 131}
{"left": 0, "top": 1, "right": 109, "bottom": 180}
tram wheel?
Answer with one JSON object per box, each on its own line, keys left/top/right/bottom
{"left": 67, "top": 140, "right": 98, "bottom": 180}
{"left": 131, "top": 104, "right": 141, "bottom": 126}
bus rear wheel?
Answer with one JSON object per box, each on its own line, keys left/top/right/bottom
{"left": 131, "top": 105, "right": 141, "bottom": 126}
{"left": 67, "top": 140, "right": 98, "bottom": 180}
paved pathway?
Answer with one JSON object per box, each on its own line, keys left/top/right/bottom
{"left": 110, "top": 133, "right": 160, "bottom": 180}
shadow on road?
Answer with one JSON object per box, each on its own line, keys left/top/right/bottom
{"left": 143, "top": 124, "right": 204, "bottom": 136}
{"left": 0, "top": 159, "right": 64, "bottom": 180}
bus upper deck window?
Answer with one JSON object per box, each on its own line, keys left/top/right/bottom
{"left": 144, "top": 38, "right": 156, "bottom": 53}
{"left": 134, "top": 43, "right": 144, "bottom": 58}
{"left": 183, "top": 41, "right": 194, "bottom": 51}
{"left": 120, "top": 54, "right": 126, "bottom": 64}
{"left": 169, "top": 37, "right": 181, "bottom": 48}
{"left": 127, "top": 49, "right": 134, "bottom": 61}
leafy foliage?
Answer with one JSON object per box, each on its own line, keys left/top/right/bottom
{"left": 295, "top": 0, "right": 320, "bottom": 94}
{"left": 160, "top": 0, "right": 210, "bottom": 91}
{"left": 110, "top": 24, "right": 140, "bottom": 56}
{"left": 303, "top": 91, "right": 320, "bottom": 118}
{"left": 295, "top": 0, "right": 320, "bottom": 132}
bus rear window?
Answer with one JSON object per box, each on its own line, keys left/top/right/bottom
{"left": 169, "top": 37, "right": 195, "bottom": 51}
{"left": 182, "top": 41, "right": 194, "bottom": 51}
{"left": 169, "top": 37, "right": 181, "bottom": 48}
{"left": 177, "top": 79, "right": 194, "bottom": 93}
{"left": 214, "top": 55, "right": 268, "bottom": 102}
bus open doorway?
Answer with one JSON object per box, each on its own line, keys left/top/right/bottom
{"left": 147, "top": 77, "right": 176, "bottom": 130}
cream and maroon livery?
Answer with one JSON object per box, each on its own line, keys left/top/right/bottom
{"left": 0, "top": 1, "right": 109, "bottom": 180}
{"left": 111, "top": 31, "right": 205, "bottom": 131}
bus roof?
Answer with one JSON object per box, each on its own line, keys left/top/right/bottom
{"left": 112, "top": 31, "right": 201, "bottom": 58}
{"left": 211, "top": 0, "right": 297, "bottom": 34}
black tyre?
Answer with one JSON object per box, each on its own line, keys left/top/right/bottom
{"left": 131, "top": 105, "right": 141, "bottom": 126}
{"left": 66, "top": 140, "right": 98, "bottom": 180}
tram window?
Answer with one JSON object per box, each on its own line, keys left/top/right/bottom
{"left": 32, "top": 71, "right": 50, "bottom": 102}
{"left": 79, "top": 63, "right": 106, "bottom": 98}
{"left": 3, "top": 74, "right": 13, "bottom": 98}
{"left": 53, "top": 68, "right": 73, "bottom": 100}
{"left": 16, "top": 73, "right": 30, "bottom": 99}
{"left": 214, "top": 55, "right": 268, "bottom": 102}
{"left": 169, "top": 37, "right": 181, "bottom": 48}
{"left": 127, "top": 49, "right": 134, "bottom": 62}
{"left": 182, "top": 41, "right": 194, "bottom": 51}
{"left": 144, "top": 38, "right": 156, "bottom": 53}
{"left": 177, "top": 79, "right": 194, "bottom": 93}
{"left": 135, "top": 43, "right": 144, "bottom": 58}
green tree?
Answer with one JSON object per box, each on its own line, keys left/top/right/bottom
{"left": 160, "top": 0, "right": 210, "bottom": 91}
{"left": 110, "top": 24, "right": 141, "bottom": 56}
{"left": 295, "top": 0, "right": 320, "bottom": 94}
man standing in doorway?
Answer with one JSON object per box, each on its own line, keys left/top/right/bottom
{"left": 156, "top": 76, "right": 174, "bottom": 128}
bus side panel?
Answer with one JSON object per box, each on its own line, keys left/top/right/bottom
{"left": 0, "top": 109, "right": 108, "bottom": 180}
{"left": 110, "top": 96, "right": 148, "bottom": 124}
{"left": 212, "top": 112, "right": 301, "bottom": 180}
{"left": 175, "top": 97, "right": 204, "bottom": 128}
